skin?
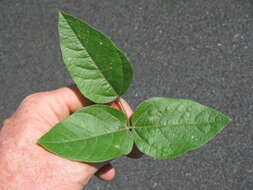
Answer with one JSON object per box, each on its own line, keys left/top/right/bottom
{"left": 0, "top": 87, "right": 142, "bottom": 190}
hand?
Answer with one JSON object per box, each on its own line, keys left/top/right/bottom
{"left": 0, "top": 87, "right": 142, "bottom": 190}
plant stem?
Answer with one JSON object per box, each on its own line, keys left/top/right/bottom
{"left": 117, "top": 98, "right": 131, "bottom": 127}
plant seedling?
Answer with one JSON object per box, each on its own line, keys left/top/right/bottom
{"left": 38, "top": 12, "right": 231, "bottom": 163}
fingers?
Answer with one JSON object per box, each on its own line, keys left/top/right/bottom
{"left": 85, "top": 162, "right": 115, "bottom": 181}
{"left": 20, "top": 86, "right": 92, "bottom": 124}
{"left": 21, "top": 86, "right": 131, "bottom": 124}
{"left": 95, "top": 163, "right": 116, "bottom": 181}
{"left": 49, "top": 86, "right": 92, "bottom": 118}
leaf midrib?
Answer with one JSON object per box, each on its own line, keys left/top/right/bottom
{"left": 40, "top": 128, "right": 128, "bottom": 144}
{"left": 62, "top": 13, "right": 119, "bottom": 96}
{"left": 40, "top": 120, "right": 227, "bottom": 144}
{"left": 132, "top": 120, "right": 228, "bottom": 130}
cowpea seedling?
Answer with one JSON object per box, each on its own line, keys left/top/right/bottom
{"left": 38, "top": 12, "right": 231, "bottom": 162}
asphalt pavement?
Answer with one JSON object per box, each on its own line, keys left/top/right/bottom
{"left": 0, "top": 0, "right": 252, "bottom": 189}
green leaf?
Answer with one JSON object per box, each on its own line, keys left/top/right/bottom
{"left": 131, "top": 97, "right": 231, "bottom": 159}
{"left": 58, "top": 12, "right": 133, "bottom": 103}
{"left": 38, "top": 105, "right": 133, "bottom": 162}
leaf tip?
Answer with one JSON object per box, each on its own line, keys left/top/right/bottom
{"left": 58, "top": 11, "right": 73, "bottom": 22}
{"left": 225, "top": 115, "right": 232, "bottom": 125}
{"left": 58, "top": 11, "right": 67, "bottom": 19}
{"left": 218, "top": 110, "right": 232, "bottom": 127}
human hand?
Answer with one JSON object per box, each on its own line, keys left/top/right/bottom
{"left": 0, "top": 87, "right": 142, "bottom": 190}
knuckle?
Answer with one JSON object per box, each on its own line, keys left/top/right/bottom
{"left": 22, "top": 93, "right": 43, "bottom": 103}
{"left": 21, "top": 92, "right": 47, "bottom": 108}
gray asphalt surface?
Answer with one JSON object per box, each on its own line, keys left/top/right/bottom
{"left": 0, "top": 0, "right": 252, "bottom": 190}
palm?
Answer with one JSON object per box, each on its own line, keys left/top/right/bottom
{"left": 0, "top": 87, "right": 141, "bottom": 190}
